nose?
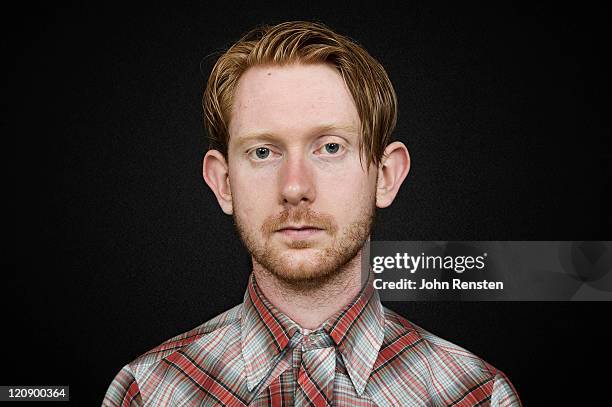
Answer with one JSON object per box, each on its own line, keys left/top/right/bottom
{"left": 279, "top": 151, "right": 316, "bottom": 206}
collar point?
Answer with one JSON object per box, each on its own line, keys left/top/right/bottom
{"left": 354, "top": 382, "right": 368, "bottom": 397}
{"left": 245, "top": 373, "right": 262, "bottom": 393}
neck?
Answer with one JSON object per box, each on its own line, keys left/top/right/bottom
{"left": 253, "top": 248, "right": 366, "bottom": 330}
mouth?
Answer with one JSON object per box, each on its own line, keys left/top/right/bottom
{"left": 276, "top": 225, "right": 325, "bottom": 239}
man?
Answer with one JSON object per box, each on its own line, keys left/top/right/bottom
{"left": 104, "top": 21, "right": 521, "bottom": 406}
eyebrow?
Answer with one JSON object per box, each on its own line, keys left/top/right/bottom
{"left": 235, "top": 123, "right": 359, "bottom": 147}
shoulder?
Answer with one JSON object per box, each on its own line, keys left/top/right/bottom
{"left": 103, "top": 303, "right": 243, "bottom": 406}
{"left": 371, "top": 305, "right": 521, "bottom": 406}
{"left": 129, "top": 303, "right": 243, "bottom": 374}
{"left": 381, "top": 305, "right": 498, "bottom": 375}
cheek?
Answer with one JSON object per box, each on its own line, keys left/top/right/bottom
{"left": 317, "top": 166, "right": 375, "bottom": 219}
{"left": 229, "top": 166, "right": 276, "bottom": 222}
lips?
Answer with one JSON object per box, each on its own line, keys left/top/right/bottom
{"left": 277, "top": 225, "right": 323, "bottom": 232}
{"left": 276, "top": 225, "right": 325, "bottom": 239}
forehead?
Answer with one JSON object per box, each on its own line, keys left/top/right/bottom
{"left": 228, "top": 63, "right": 360, "bottom": 141}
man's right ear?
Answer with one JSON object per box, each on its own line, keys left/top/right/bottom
{"left": 202, "top": 150, "right": 233, "bottom": 215}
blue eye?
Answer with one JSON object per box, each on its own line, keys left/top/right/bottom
{"left": 324, "top": 143, "right": 341, "bottom": 154}
{"left": 254, "top": 147, "right": 270, "bottom": 159}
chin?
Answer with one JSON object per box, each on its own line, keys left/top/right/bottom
{"left": 272, "top": 254, "right": 330, "bottom": 277}
{"left": 274, "top": 265, "right": 333, "bottom": 283}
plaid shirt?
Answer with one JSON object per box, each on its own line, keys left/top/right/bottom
{"left": 104, "top": 272, "right": 521, "bottom": 406}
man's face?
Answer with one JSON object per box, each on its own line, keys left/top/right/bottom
{"left": 227, "top": 63, "right": 378, "bottom": 287}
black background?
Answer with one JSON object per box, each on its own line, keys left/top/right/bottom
{"left": 5, "top": 2, "right": 611, "bottom": 405}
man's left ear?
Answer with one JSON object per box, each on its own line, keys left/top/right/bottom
{"left": 376, "top": 141, "right": 411, "bottom": 208}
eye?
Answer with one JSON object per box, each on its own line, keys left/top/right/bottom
{"left": 319, "top": 142, "right": 343, "bottom": 155}
{"left": 255, "top": 147, "right": 270, "bottom": 159}
{"left": 248, "top": 147, "right": 274, "bottom": 160}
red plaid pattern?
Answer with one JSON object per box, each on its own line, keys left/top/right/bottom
{"left": 294, "top": 330, "right": 336, "bottom": 406}
{"left": 104, "top": 272, "right": 521, "bottom": 406}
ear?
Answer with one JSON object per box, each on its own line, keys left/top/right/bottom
{"left": 376, "top": 141, "right": 411, "bottom": 208}
{"left": 202, "top": 149, "right": 233, "bottom": 215}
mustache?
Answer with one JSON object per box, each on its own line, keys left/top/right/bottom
{"left": 261, "top": 207, "right": 338, "bottom": 236}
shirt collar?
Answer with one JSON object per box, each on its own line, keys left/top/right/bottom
{"left": 241, "top": 272, "right": 301, "bottom": 392}
{"left": 240, "top": 271, "right": 385, "bottom": 396}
